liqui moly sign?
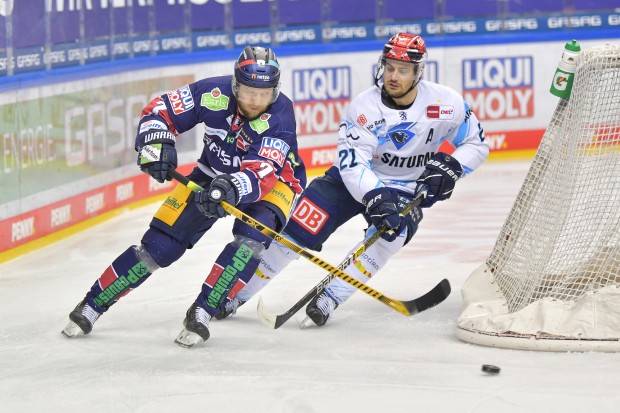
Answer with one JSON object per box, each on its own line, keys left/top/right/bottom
{"left": 462, "top": 56, "right": 534, "bottom": 120}
{"left": 293, "top": 67, "right": 351, "bottom": 136}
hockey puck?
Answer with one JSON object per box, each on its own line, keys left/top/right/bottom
{"left": 482, "top": 364, "right": 500, "bottom": 375}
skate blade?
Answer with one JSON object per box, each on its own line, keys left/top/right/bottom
{"left": 174, "top": 329, "right": 204, "bottom": 348}
{"left": 61, "top": 320, "right": 84, "bottom": 338}
{"left": 299, "top": 316, "right": 317, "bottom": 330}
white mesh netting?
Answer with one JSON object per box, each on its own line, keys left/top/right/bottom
{"left": 456, "top": 44, "right": 620, "bottom": 352}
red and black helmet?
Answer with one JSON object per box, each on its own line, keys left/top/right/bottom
{"left": 382, "top": 33, "right": 427, "bottom": 64}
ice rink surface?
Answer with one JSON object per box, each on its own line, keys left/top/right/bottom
{"left": 2, "top": 159, "right": 619, "bottom": 412}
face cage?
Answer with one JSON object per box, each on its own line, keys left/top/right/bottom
{"left": 232, "top": 77, "right": 280, "bottom": 105}
{"left": 374, "top": 56, "right": 425, "bottom": 89}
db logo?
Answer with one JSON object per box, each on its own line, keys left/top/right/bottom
{"left": 291, "top": 198, "right": 329, "bottom": 235}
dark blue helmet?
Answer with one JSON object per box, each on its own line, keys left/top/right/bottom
{"left": 233, "top": 46, "right": 281, "bottom": 103}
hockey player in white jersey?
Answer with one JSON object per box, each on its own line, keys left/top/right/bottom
{"left": 219, "top": 33, "right": 489, "bottom": 326}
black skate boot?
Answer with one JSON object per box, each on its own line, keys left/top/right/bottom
{"left": 214, "top": 297, "right": 246, "bottom": 320}
{"left": 62, "top": 299, "right": 101, "bottom": 337}
{"left": 303, "top": 290, "right": 338, "bottom": 328}
{"left": 175, "top": 303, "right": 211, "bottom": 348}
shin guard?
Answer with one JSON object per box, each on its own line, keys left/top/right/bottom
{"left": 196, "top": 242, "right": 260, "bottom": 316}
{"left": 325, "top": 230, "right": 407, "bottom": 304}
{"left": 85, "top": 245, "right": 157, "bottom": 313}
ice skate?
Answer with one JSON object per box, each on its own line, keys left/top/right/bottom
{"left": 301, "top": 290, "right": 338, "bottom": 328}
{"left": 61, "top": 299, "right": 101, "bottom": 337}
{"left": 175, "top": 303, "right": 211, "bottom": 348}
{"left": 214, "top": 297, "right": 245, "bottom": 320}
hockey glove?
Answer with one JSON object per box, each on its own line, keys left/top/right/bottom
{"left": 136, "top": 130, "right": 177, "bottom": 183}
{"left": 416, "top": 152, "right": 463, "bottom": 208}
{"left": 195, "top": 174, "right": 240, "bottom": 218}
{"left": 395, "top": 194, "right": 424, "bottom": 245}
{"left": 363, "top": 187, "right": 402, "bottom": 242}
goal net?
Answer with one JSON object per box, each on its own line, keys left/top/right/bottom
{"left": 456, "top": 44, "right": 620, "bottom": 352}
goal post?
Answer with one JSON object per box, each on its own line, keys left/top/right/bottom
{"left": 456, "top": 43, "right": 620, "bottom": 352}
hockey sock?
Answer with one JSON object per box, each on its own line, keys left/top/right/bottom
{"left": 325, "top": 228, "right": 407, "bottom": 304}
{"left": 85, "top": 245, "right": 158, "bottom": 313}
{"left": 196, "top": 242, "right": 261, "bottom": 316}
{"left": 235, "top": 241, "right": 299, "bottom": 302}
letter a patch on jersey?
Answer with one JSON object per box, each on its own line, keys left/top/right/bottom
{"left": 291, "top": 198, "right": 329, "bottom": 235}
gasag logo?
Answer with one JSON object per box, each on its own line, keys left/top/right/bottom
{"left": 258, "top": 137, "right": 290, "bottom": 166}
{"left": 293, "top": 67, "right": 351, "bottom": 136}
{"left": 462, "top": 57, "right": 533, "bottom": 120}
{"left": 167, "top": 84, "right": 195, "bottom": 115}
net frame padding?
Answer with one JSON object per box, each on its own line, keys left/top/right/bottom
{"left": 457, "top": 44, "right": 620, "bottom": 352}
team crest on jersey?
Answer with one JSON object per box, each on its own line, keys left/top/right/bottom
{"left": 201, "top": 88, "right": 229, "bottom": 111}
{"left": 236, "top": 134, "right": 251, "bottom": 152}
{"left": 383, "top": 122, "right": 417, "bottom": 149}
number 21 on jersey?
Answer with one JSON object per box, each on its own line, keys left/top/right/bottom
{"left": 338, "top": 148, "right": 358, "bottom": 170}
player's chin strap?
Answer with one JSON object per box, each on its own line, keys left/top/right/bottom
{"left": 167, "top": 167, "right": 435, "bottom": 316}
{"left": 374, "top": 63, "right": 420, "bottom": 102}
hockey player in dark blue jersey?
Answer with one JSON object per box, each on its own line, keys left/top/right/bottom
{"left": 62, "top": 46, "right": 306, "bottom": 347}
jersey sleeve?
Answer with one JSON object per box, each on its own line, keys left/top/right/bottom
{"left": 446, "top": 101, "right": 489, "bottom": 176}
{"left": 336, "top": 101, "right": 384, "bottom": 203}
{"left": 137, "top": 82, "right": 202, "bottom": 138}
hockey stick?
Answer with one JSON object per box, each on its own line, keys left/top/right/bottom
{"left": 260, "top": 278, "right": 451, "bottom": 329}
{"left": 256, "top": 190, "right": 432, "bottom": 329}
{"left": 168, "top": 168, "right": 448, "bottom": 317}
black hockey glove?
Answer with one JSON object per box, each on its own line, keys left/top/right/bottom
{"left": 136, "top": 130, "right": 177, "bottom": 183}
{"left": 195, "top": 174, "right": 240, "bottom": 218}
{"left": 416, "top": 152, "right": 463, "bottom": 208}
{"left": 363, "top": 187, "right": 402, "bottom": 242}
{"left": 395, "top": 193, "right": 424, "bottom": 245}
